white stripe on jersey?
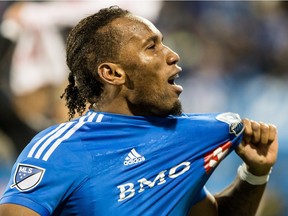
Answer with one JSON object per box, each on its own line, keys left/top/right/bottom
{"left": 42, "top": 120, "right": 86, "bottom": 161}
{"left": 28, "top": 123, "right": 66, "bottom": 158}
{"left": 41, "top": 114, "right": 88, "bottom": 161}
{"left": 28, "top": 111, "right": 104, "bottom": 161}
{"left": 34, "top": 122, "right": 75, "bottom": 159}
{"left": 87, "top": 112, "right": 97, "bottom": 122}
{"left": 96, "top": 114, "right": 104, "bottom": 122}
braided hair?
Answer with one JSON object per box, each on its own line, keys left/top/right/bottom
{"left": 61, "top": 6, "right": 130, "bottom": 120}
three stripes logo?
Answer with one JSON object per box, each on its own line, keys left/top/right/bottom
{"left": 124, "top": 148, "right": 145, "bottom": 166}
{"left": 27, "top": 112, "right": 104, "bottom": 161}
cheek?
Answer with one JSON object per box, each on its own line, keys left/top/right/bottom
{"left": 122, "top": 56, "right": 165, "bottom": 89}
{"left": 137, "top": 73, "right": 163, "bottom": 91}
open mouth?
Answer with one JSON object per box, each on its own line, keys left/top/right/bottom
{"left": 168, "top": 74, "right": 179, "bottom": 85}
{"left": 168, "top": 73, "right": 183, "bottom": 94}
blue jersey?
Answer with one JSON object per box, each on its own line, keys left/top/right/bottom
{"left": 0, "top": 111, "right": 244, "bottom": 215}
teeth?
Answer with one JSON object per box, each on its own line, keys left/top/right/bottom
{"left": 168, "top": 74, "right": 178, "bottom": 84}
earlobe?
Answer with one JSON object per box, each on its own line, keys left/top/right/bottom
{"left": 98, "top": 63, "right": 125, "bottom": 85}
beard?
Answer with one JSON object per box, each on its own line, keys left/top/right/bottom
{"left": 168, "top": 100, "right": 183, "bottom": 116}
{"left": 128, "top": 96, "right": 183, "bottom": 117}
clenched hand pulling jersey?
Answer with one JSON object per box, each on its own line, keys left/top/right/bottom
{"left": 0, "top": 111, "right": 244, "bottom": 215}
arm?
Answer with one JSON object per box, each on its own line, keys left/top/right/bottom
{"left": 189, "top": 118, "right": 278, "bottom": 216}
{"left": 215, "top": 175, "right": 267, "bottom": 215}
{"left": 0, "top": 204, "right": 39, "bottom": 216}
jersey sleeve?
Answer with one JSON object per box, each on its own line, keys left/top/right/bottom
{"left": 0, "top": 137, "right": 92, "bottom": 215}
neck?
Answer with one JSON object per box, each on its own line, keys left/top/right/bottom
{"left": 92, "top": 96, "right": 134, "bottom": 116}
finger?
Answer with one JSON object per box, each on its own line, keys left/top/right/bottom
{"left": 260, "top": 122, "right": 269, "bottom": 145}
{"left": 251, "top": 120, "right": 261, "bottom": 144}
{"left": 268, "top": 124, "right": 277, "bottom": 144}
{"left": 242, "top": 118, "right": 252, "bottom": 144}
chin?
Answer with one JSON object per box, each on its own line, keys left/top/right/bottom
{"left": 161, "top": 100, "right": 182, "bottom": 117}
{"left": 170, "top": 101, "right": 183, "bottom": 116}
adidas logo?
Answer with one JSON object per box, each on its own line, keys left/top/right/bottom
{"left": 124, "top": 148, "right": 145, "bottom": 166}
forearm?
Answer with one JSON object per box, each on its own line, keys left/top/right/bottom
{"left": 214, "top": 119, "right": 277, "bottom": 216}
{"left": 215, "top": 176, "right": 266, "bottom": 216}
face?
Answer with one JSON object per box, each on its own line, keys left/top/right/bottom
{"left": 112, "top": 15, "right": 183, "bottom": 117}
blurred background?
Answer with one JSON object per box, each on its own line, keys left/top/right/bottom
{"left": 0, "top": 1, "right": 287, "bottom": 215}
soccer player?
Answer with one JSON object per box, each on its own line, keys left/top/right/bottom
{"left": 0, "top": 6, "right": 278, "bottom": 216}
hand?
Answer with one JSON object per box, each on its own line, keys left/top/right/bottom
{"left": 236, "top": 119, "right": 278, "bottom": 176}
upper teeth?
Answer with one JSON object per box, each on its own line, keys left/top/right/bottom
{"left": 169, "top": 74, "right": 178, "bottom": 83}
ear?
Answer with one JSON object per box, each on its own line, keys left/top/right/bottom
{"left": 97, "top": 63, "right": 125, "bottom": 85}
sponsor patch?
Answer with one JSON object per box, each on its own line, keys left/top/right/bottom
{"left": 216, "top": 112, "right": 244, "bottom": 136}
{"left": 204, "top": 141, "right": 231, "bottom": 173}
{"left": 10, "top": 163, "right": 45, "bottom": 192}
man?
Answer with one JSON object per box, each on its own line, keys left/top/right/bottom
{"left": 0, "top": 6, "right": 278, "bottom": 216}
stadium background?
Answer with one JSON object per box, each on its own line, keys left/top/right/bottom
{"left": 0, "top": 1, "right": 287, "bottom": 215}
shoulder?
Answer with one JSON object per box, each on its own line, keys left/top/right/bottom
{"left": 24, "top": 111, "right": 108, "bottom": 161}
{"left": 16, "top": 112, "right": 104, "bottom": 174}
{"left": 25, "top": 123, "right": 85, "bottom": 162}
{"left": 178, "top": 112, "right": 244, "bottom": 134}
{"left": 0, "top": 117, "right": 94, "bottom": 213}
{"left": 10, "top": 117, "right": 94, "bottom": 187}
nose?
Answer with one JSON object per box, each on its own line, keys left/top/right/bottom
{"left": 166, "top": 46, "right": 180, "bottom": 65}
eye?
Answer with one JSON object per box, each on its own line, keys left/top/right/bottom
{"left": 147, "top": 44, "right": 156, "bottom": 50}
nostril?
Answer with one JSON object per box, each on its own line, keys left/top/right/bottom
{"left": 167, "top": 51, "right": 180, "bottom": 65}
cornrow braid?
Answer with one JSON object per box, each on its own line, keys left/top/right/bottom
{"left": 61, "top": 6, "right": 130, "bottom": 120}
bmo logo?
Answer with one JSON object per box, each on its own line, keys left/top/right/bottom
{"left": 117, "top": 161, "right": 190, "bottom": 201}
